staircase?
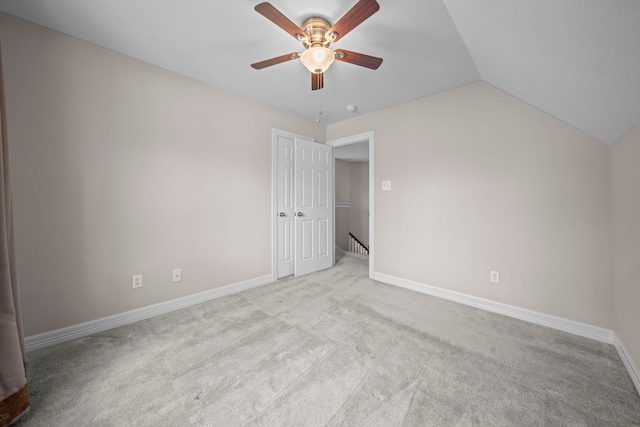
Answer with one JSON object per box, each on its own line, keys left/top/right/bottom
{"left": 349, "top": 233, "right": 369, "bottom": 255}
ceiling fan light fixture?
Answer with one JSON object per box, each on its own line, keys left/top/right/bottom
{"left": 300, "top": 46, "right": 335, "bottom": 74}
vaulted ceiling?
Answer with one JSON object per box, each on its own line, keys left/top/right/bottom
{"left": 1, "top": 0, "right": 639, "bottom": 144}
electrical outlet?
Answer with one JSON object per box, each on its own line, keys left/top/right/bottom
{"left": 382, "top": 181, "right": 392, "bottom": 191}
{"left": 172, "top": 268, "right": 182, "bottom": 282}
{"left": 133, "top": 274, "right": 142, "bottom": 289}
{"left": 490, "top": 271, "right": 500, "bottom": 284}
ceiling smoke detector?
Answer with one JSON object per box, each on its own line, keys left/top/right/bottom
{"left": 346, "top": 104, "right": 357, "bottom": 112}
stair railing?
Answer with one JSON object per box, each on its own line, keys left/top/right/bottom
{"left": 349, "top": 232, "right": 369, "bottom": 255}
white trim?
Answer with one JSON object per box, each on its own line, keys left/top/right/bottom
{"left": 614, "top": 333, "right": 640, "bottom": 397}
{"left": 327, "top": 131, "right": 375, "bottom": 279}
{"left": 374, "top": 272, "right": 615, "bottom": 344}
{"left": 25, "top": 274, "right": 273, "bottom": 353}
{"left": 377, "top": 272, "right": 640, "bottom": 396}
{"left": 326, "top": 132, "right": 372, "bottom": 147}
{"left": 271, "top": 128, "right": 315, "bottom": 282}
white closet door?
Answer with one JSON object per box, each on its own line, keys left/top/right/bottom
{"left": 275, "top": 135, "right": 296, "bottom": 278}
{"left": 294, "top": 138, "right": 334, "bottom": 277}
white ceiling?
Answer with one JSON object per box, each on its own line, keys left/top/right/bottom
{"left": 335, "top": 142, "right": 369, "bottom": 162}
{"left": 1, "top": 0, "right": 639, "bottom": 144}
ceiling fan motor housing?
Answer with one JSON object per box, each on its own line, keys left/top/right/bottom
{"left": 301, "top": 17, "right": 333, "bottom": 48}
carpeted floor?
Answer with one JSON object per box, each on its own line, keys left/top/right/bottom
{"left": 16, "top": 251, "right": 640, "bottom": 426}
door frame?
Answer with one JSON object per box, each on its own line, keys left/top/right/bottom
{"left": 271, "top": 128, "right": 315, "bottom": 281}
{"left": 327, "top": 131, "right": 375, "bottom": 279}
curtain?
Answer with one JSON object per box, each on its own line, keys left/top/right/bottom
{"left": 0, "top": 31, "right": 30, "bottom": 426}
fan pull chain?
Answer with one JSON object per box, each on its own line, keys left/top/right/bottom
{"left": 316, "top": 92, "right": 323, "bottom": 123}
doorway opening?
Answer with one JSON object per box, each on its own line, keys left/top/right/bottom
{"left": 327, "top": 132, "right": 374, "bottom": 279}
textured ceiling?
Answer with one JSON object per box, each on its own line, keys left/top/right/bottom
{"left": 0, "top": 0, "right": 638, "bottom": 144}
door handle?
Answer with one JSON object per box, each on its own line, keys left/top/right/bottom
{"left": 296, "top": 212, "right": 304, "bottom": 217}
{"left": 279, "top": 212, "right": 286, "bottom": 217}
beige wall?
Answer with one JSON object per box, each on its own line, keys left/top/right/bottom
{"left": 328, "top": 82, "right": 613, "bottom": 328}
{"left": 0, "top": 13, "right": 627, "bottom": 350}
{"left": 611, "top": 122, "right": 640, "bottom": 373}
{"left": 349, "top": 162, "right": 369, "bottom": 248}
{"left": 0, "top": 14, "right": 324, "bottom": 335}
{"left": 335, "top": 159, "right": 350, "bottom": 251}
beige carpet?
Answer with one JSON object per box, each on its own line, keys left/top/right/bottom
{"left": 16, "top": 251, "right": 640, "bottom": 426}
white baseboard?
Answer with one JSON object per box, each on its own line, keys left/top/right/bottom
{"left": 24, "top": 269, "right": 640, "bottom": 398}
{"left": 373, "top": 273, "right": 615, "bottom": 344}
{"left": 24, "top": 274, "right": 273, "bottom": 353}
{"left": 373, "top": 272, "right": 640, "bottom": 396}
{"left": 614, "top": 333, "right": 640, "bottom": 397}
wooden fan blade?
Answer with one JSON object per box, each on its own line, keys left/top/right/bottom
{"left": 251, "top": 52, "right": 299, "bottom": 70}
{"left": 312, "top": 72, "right": 324, "bottom": 90}
{"left": 255, "top": 2, "right": 306, "bottom": 41}
{"left": 334, "top": 49, "right": 383, "bottom": 70}
{"left": 327, "top": 0, "right": 380, "bottom": 42}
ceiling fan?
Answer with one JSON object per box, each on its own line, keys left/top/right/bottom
{"left": 251, "top": 0, "right": 383, "bottom": 90}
